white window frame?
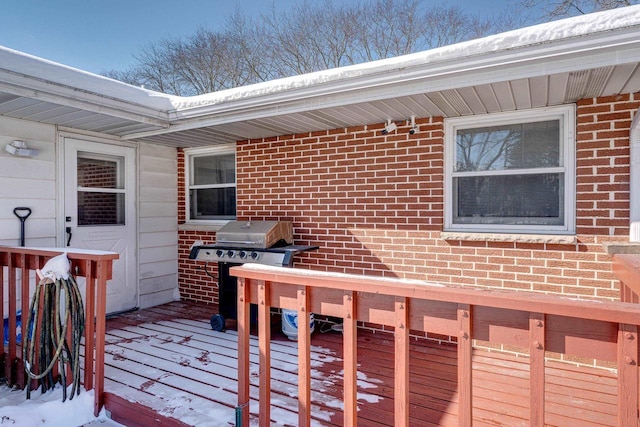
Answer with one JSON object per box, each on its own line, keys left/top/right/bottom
{"left": 444, "top": 105, "right": 576, "bottom": 235}
{"left": 184, "top": 144, "right": 236, "bottom": 224}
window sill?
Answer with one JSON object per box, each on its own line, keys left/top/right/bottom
{"left": 179, "top": 223, "right": 226, "bottom": 232}
{"left": 441, "top": 231, "right": 577, "bottom": 244}
{"left": 602, "top": 242, "right": 640, "bottom": 255}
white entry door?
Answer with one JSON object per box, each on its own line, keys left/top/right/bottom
{"left": 63, "top": 138, "right": 137, "bottom": 315}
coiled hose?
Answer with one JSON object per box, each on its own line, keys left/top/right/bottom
{"left": 22, "top": 275, "right": 85, "bottom": 401}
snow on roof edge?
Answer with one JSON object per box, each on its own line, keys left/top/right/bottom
{"left": 0, "top": 45, "right": 177, "bottom": 111}
{"left": 170, "top": 5, "right": 640, "bottom": 112}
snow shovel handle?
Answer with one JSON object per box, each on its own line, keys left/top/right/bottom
{"left": 13, "top": 207, "right": 32, "bottom": 247}
{"left": 13, "top": 207, "right": 32, "bottom": 220}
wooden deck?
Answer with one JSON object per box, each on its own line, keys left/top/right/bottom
{"left": 98, "top": 301, "right": 619, "bottom": 427}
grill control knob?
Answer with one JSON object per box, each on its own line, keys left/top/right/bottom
{"left": 227, "top": 250, "right": 236, "bottom": 258}
{"left": 215, "top": 249, "right": 224, "bottom": 257}
{"left": 239, "top": 251, "right": 247, "bottom": 259}
{"left": 250, "top": 251, "right": 259, "bottom": 260}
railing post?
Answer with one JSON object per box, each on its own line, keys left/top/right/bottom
{"left": 83, "top": 260, "right": 95, "bottom": 390}
{"left": 16, "top": 253, "right": 30, "bottom": 386}
{"left": 618, "top": 323, "right": 639, "bottom": 426}
{"left": 529, "top": 312, "right": 546, "bottom": 426}
{"left": 237, "top": 277, "right": 251, "bottom": 427}
{"left": 258, "top": 281, "right": 271, "bottom": 425}
{"left": 343, "top": 291, "right": 358, "bottom": 426}
{"left": 7, "top": 253, "right": 17, "bottom": 385}
{"left": 93, "top": 259, "right": 109, "bottom": 417}
{"left": 458, "top": 304, "right": 472, "bottom": 427}
{"left": 297, "top": 286, "right": 312, "bottom": 427}
{"left": 394, "top": 297, "right": 410, "bottom": 426}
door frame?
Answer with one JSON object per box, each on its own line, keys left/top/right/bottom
{"left": 57, "top": 132, "right": 139, "bottom": 310}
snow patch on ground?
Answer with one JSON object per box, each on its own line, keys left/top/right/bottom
{"left": 0, "top": 385, "right": 123, "bottom": 426}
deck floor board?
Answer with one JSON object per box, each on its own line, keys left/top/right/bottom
{"left": 95, "top": 301, "right": 619, "bottom": 426}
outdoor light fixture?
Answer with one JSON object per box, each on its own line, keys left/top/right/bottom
{"left": 380, "top": 120, "right": 397, "bottom": 135}
{"left": 409, "top": 115, "right": 419, "bottom": 135}
{"left": 5, "top": 140, "right": 39, "bottom": 157}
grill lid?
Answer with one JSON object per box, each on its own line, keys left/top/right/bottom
{"left": 216, "top": 220, "right": 293, "bottom": 248}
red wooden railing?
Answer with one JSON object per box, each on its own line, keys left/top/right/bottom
{"left": 613, "top": 253, "right": 640, "bottom": 304}
{"left": 0, "top": 246, "right": 118, "bottom": 416}
{"left": 232, "top": 263, "right": 640, "bottom": 427}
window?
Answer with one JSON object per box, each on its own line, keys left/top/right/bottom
{"left": 444, "top": 106, "right": 575, "bottom": 234}
{"left": 186, "top": 145, "right": 236, "bottom": 222}
{"left": 77, "top": 153, "right": 126, "bottom": 226}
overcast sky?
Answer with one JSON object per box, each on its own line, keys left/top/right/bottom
{"left": 1, "top": 0, "right": 519, "bottom": 74}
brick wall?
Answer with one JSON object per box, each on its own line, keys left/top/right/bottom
{"left": 177, "top": 94, "right": 640, "bottom": 307}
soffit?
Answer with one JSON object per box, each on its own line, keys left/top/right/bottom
{"left": 129, "top": 64, "right": 640, "bottom": 147}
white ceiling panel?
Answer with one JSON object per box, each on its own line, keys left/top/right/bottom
{"left": 472, "top": 84, "right": 501, "bottom": 114}
{"left": 510, "top": 79, "right": 532, "bottom": 110}
{"left": 529, "top": 76, "right": 549, "bottom": 108}
{"left": 456, "top": 87, "right": 487, "bottom": 115}
{"left": 547, "top": 74, "right": 570, "bottom": 105}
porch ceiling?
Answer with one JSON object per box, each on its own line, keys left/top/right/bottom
{"left": 1, "top": 7, "right": 639, "bottom": 148}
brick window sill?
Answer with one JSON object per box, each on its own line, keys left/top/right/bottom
{"left": 179, "top": 223, "right": 226, "bottom": 232}
{"left": 440, "top": 232, "right": 577, "bottom": 244}
{"left": 603, "top": 242, "right": 640, "bottom": 255}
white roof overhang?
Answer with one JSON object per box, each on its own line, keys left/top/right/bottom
{"left": 0, "top": 6, "right": 639, "bottom": 147}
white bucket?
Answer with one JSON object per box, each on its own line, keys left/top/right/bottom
{"left": 281, "top": 309, "right": 315, "bottom": 341}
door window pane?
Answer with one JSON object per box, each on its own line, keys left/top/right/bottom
{"left": 77, "top": 154, "right": 125, "bottom": 226}
{"left": 77, "top": 157, "right": 123, "bottom": 189}
{"left": 77, "top": 192, "right": 125, "bottom": 225}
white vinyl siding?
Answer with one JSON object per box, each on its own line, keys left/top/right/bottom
{"left": 0, "top": 117, "right": 57, "bottom": 315}
{"left": 138, "top": 142, "right": 179, "bottom": 309}
{"left": 0, "top": 116, "right": 57, "bottom": 247}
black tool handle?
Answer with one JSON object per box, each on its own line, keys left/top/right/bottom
{"left": 13, "top": 207, "right": 31, "bottom": 220}
{"left": 13, "top": 207, "right": 32, "bottom": 247}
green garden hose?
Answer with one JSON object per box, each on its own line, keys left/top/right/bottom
{"left": 23, "top": 274, "right": 85, "bottom": 401}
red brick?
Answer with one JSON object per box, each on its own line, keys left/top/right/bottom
{"left": 177, "top": 97, "right": 633, "bottom": 307}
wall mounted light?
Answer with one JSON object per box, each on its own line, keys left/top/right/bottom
{"left": 5, "top": 140, "right": 39, "bottom": 157}
{"left": 381, "top": 120, "right": 397, "bottom": 135}
{"left": 408, "top": 115, "right": 419, "bottom": 135}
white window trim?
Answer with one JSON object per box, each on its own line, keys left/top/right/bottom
{"left": 444, "top": 105, "right": 576, "bottom": 235}
{"left": 184, "top": 144, "right": 236, "bottom": 225}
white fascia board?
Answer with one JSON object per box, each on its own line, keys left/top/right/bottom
{"left": 0, "top": 46, "right": 173, "bottom": 127}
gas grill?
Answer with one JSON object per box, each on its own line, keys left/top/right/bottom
{"left": 189, "top": 220, "right": 318, "bottom": 331}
